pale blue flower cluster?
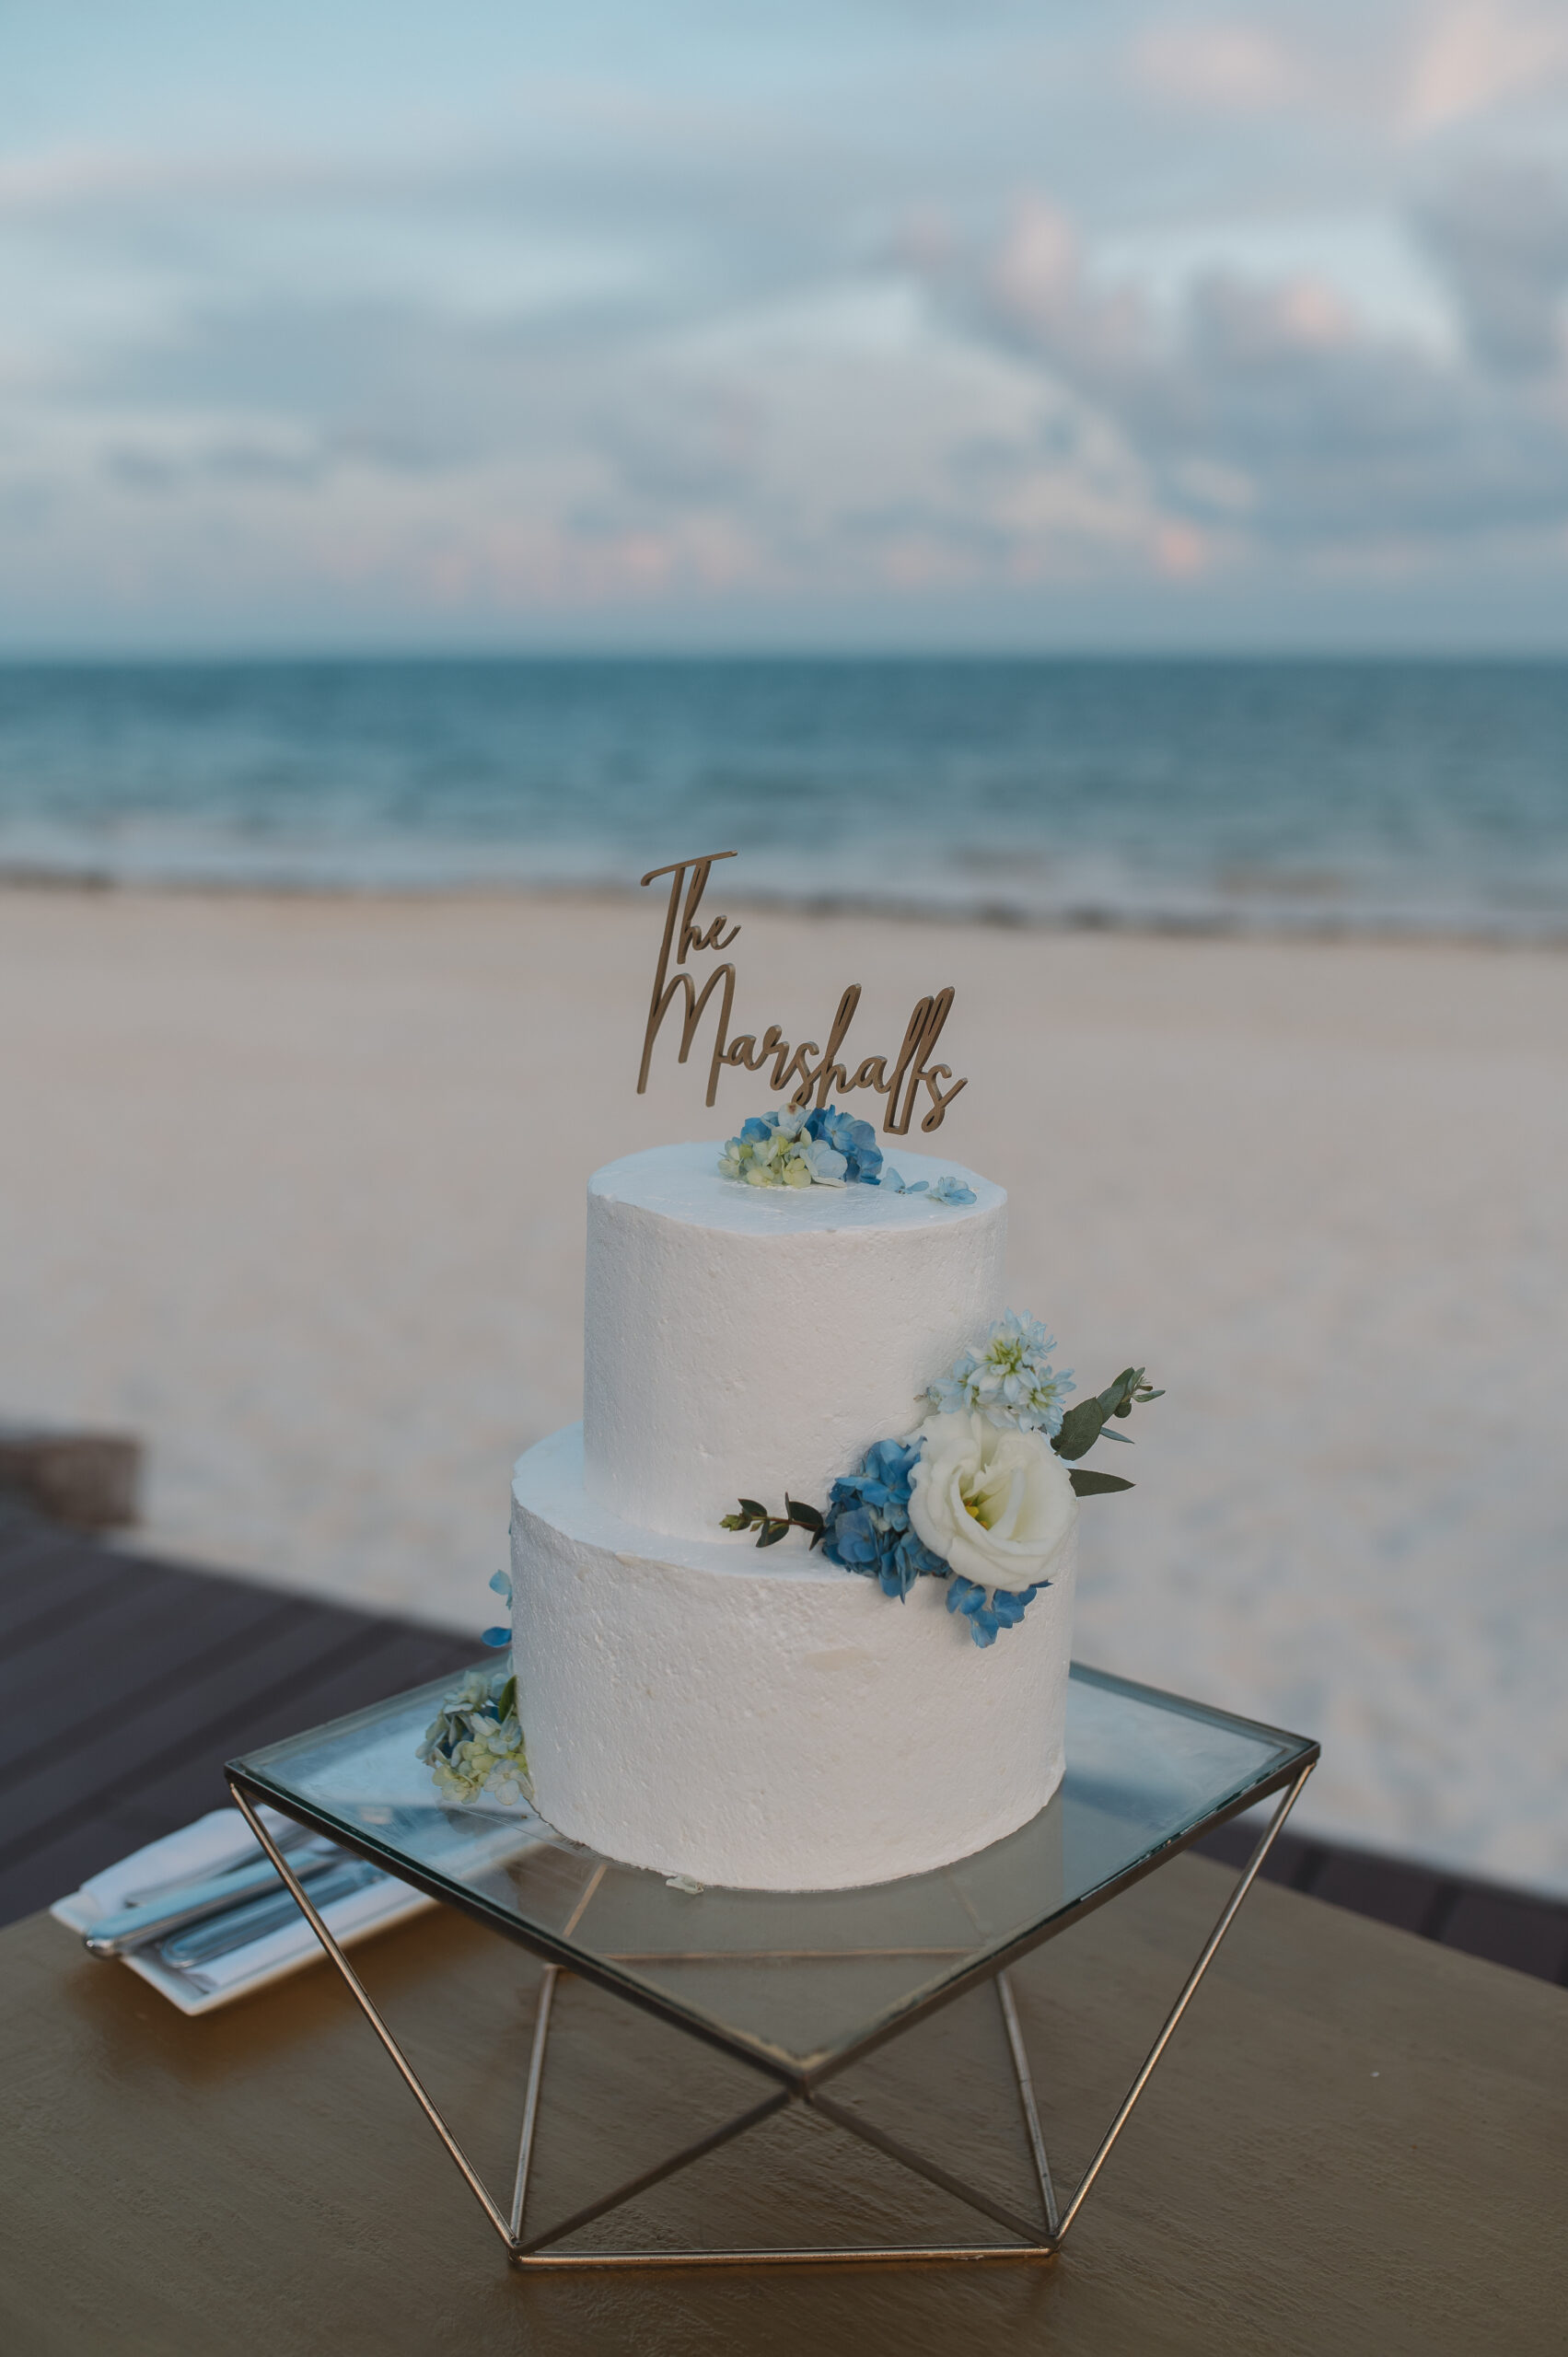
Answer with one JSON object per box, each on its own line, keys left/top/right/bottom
{"left": 717, "top": 1107, "right": 981, "bottom": 1206}
{"left": 417, "top": 1666, "right": 529, "bottom": 1805}
{"left": 881, "top": 1168, "right": 977, "bottom": 1207}
{"left": 718, "top": 1105, "right": 883, "bottom": 1189}
{"left": 925, "top": 1309, "right": 1075, "bottom": 1435}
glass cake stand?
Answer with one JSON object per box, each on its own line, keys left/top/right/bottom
{"left": 226, "top": 1662, "right": 1317, "bottom": 2270}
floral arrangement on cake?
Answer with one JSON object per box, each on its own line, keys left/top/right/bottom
{"left": 723, "top": 1313, "right": 1162, "bottom": 1648}
{"left": 416, "top": 1571, "right": 531, "bottom": 1805}
{"left": 719, "top": 1105, "right": 975, "bottom": 1204}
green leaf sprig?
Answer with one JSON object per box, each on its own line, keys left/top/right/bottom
{"left": 720, "top": 1495, "right": 828, "bottom": 1550}
{"left": 1051, "top": 1366, "right": 1163, "bottom": 1495}
{"left": 723, "top": 1367, "right": 1163, "bottom": 1534}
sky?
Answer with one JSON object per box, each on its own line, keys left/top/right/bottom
{"left": 4, "top": 1, "right": 1568, "bottom": 652}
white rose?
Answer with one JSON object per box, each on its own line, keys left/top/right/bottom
{"left": 907, "top": 1411, "right": 1076, "bottom": 1589}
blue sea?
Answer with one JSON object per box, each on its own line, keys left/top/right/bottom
{"left": 2, "top": 656, "right": 1566, "bottom": 935}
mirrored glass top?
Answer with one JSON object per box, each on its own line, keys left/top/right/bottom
{"left": 231, "top": 1663, "right": 1314, "bottom": 2085}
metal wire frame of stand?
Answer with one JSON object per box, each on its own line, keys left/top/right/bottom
{"left": 227, "top": 1760, "right": 1314, "bottom": 2270}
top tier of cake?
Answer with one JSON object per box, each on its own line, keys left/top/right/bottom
{"left": 582, "top": 1141, "right": 1006, "bottom": 1542}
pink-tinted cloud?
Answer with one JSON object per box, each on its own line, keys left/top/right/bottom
{"left": 909, "top": 187, "right": 1568, "bottom": 551}
{"left": 1132, "top": 19, "right": 1307, "bottom": 114}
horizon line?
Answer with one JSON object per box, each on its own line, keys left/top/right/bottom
{"left": 6, "top": 644, "right": 1568, "bottom": 668}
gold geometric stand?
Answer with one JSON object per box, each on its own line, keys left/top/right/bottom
{"left": 229, "top": 1764, "right": 1310, "bottom": 2270}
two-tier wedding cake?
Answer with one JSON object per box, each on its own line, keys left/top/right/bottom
{"left": 412, "top": 853, "right": 1164, "bottom": 1890}
{"left": 506, "top": 1136, "right": 1079, "bottom": 1891}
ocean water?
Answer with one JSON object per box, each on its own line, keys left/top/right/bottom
{"left": 2, "top": 656, "right": 1567, "bottom": 934}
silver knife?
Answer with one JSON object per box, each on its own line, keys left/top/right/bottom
{"left": 157, "top": 1859, "right": 384, "bottom": 1968}
{"left": 117, "top": 1818, "right": 320, "bottom": 1909}
{"left": 84, "top": 1837, "right": 345, "bottom": 1956}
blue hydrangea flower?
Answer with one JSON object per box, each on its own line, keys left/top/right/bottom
{"left": 879, "top": 1168, "right": 975, "bottom": 1206}
{"left": 820, "top": 1438, "right": 950, "bottom": 1598}
{"left": 805, "top": 1105, "right": 883, "bottom": 1184}
{"left": 757, "top": 1433, "right": 1050, "bottom": 1650}
{"left": 925, "top": 1309, "right": 1075, "bottom": 1435}
{"left": 799, "top": 1133, "right": 847, "bottom": 1186}
{"left": 482, "top": 1566, "right": 512, "bottom": 1649}
{"left": 946, "top": 1572, "right": 1042, "bottom": 1648}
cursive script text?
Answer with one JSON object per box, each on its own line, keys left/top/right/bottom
{"left": 636, "top": 851, "right": 968, "bottom": 1133}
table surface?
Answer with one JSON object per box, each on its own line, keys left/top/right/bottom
{"left": 3, "top": 1852, "right": 1563, "bottom": 2357}
{"left": 231, "top": 1658, "right": 1315, "bottom": 2084}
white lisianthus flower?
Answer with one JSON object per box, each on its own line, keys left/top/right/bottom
{"left": 907, "top": 1411, "right": 1076, "bottom": 1589}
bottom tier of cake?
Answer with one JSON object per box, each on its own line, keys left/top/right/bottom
{"left": 509, "top": 1423, "right": 1075, "bottom": 1891}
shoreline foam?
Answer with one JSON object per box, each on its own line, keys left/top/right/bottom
{"left": 2, "top": 866, "right": 1566, "bottom": 949}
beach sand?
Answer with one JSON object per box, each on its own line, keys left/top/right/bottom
{"left": 2, "top": 884, "right": 1564, "bottom": 1892}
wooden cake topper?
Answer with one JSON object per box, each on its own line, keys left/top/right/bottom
{"left": 636, "top": 850, "right": 967, "bottom": 1134}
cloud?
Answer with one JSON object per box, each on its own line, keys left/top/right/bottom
{"left": 909, "top": 190, "right": 1568, "bottom": 552}
{"left": 1128, "top": 3, "right": 1568, "bottom": 142}
{"left": 1400, "top": 1, "right": 1568, "bottom": 134}
{"left": 1416, "top": 167, "right": 1568, "bottom": 373}
{"left": 102, "top": 438, "right": 328, "bottom": 495}
{"left": 1132, "top": 19, "right": 1307, "bottom": 113}
{"left": 595, "top": 387, "right": 764, "bottom": 503}
{"left": 6, "top": 6, "right": 1568, "bottom": 644}
{"left": 14, "top": 169, "right": 1568, "bottom": 634}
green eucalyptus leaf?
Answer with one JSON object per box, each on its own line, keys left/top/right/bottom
{"left": 757, "top": 1518, "right": 791, "bottom": 1548}
{"left": 737, "top": 1499, "right": 768, "bottom": 1521}
{"left": 1070, "top": 1469, "right": 1135, "bottom": 1496}
{"left": 1052, "top": 1398, "right": 1107, "bottom": 1460}
{"left": 1056, "top": 1366, "right": 1164, "bottom": 1457}
{"left": 785, "top": 1496, "right": 825, "bottom": 1530}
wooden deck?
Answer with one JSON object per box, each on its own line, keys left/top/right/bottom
{"left": 3, "top": 1492, "right": 1564, "bottom": 1982}
{"left": 0, "top": 1496, "right": 474, "bottom": 1928}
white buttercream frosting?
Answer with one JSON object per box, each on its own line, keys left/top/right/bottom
{"left": 582, "top": 1141, "right": 1006, "bottom": 1540}
{"left": 511, "top": 1423, "right": 1074, "bottom": 1890}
